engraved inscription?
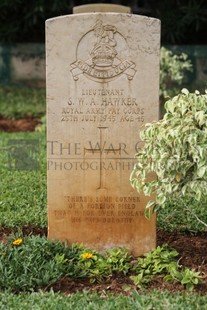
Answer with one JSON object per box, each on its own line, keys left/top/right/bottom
{"left": 53, "top": 196, "right": 144, "bottom": 224}
{"left": 70, "top": 20, "right": 136, "bottom": 82}
{"left": 61, "top": 88, "right": 145, "bottom": 123}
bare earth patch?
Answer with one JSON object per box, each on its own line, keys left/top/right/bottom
{"left": 0, "top": 117, "right": 41, "bottom": 132}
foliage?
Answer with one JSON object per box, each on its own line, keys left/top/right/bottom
{"left": 0, "top": 234, "right": 71, "bottom": 292}
{"left": 131, "top": 89, "right": 207, "bottom": 227}
{"left": 0, "top": 235, "right": 201, "bottom": 293}
{"left": 130, "top": 244, "right": 201, "bottom": 291}
{"left": 105, "top": 248, "right": 131, "bottom": 275}
{"left": 0, "top": 1, "right": 207, "bottom": 44}
{"left": 0, "top": 86, "right": 46, "bottom": 119}
{"left": 160, "top": 47, "right": 192, "bottom": 100}
{"left": 0, "top": 232, "right": 130, "bottom": 291}
{"left": 61, "top": 244, "right": 105, "bottom": 280}
{"left": 0, "top": 235, "right": 131, "bottom": 291}
{"left": 155, "top": 0, "right": 207, "bottom": 44}
{"left": 0, "top": 0, "right": 69, "bottom": 43}
{"left": 61, "top": 245, "right": 131, "bottom": 283}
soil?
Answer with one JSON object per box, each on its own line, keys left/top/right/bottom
{"left": 0, "top": 226, "right": 206, "bottom": 295}
{"left": 0, "top": 118, "right": 206, "bottom": 295}
{"left": 0, "top": 117, "right": 41, "bottom": 132}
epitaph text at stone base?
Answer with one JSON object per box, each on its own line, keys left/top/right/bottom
{"left": 46, "top": 13, "right": 160, "bottom": 256}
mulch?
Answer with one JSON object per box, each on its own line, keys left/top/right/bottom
{"left": 0, "top": 117, "right": 41, "bottom": 132}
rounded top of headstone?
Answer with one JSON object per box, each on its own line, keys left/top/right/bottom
{"left": 73, "top": 4, "right": 131, "bottom": 14}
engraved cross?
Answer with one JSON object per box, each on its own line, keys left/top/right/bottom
{"left": 84, "top": 127, "right": 121, "bottom": 190}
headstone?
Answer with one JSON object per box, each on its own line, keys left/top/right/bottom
{"left": 73, "top": 4, "right": 131, "bottom": 14}
{"left": 46, "top": 6, "right": 160, "bottom": 256}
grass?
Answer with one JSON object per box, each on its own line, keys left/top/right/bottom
{"left": 0, "top": 290, "right": 207, "bottom": 310}
{"left": 0, "top": 131, "right": 47, "bottom": 227}
{"left": 157, "top": 204, "right": 207, "bottom": 233}
{"left": 0, "top": 86, "right": 45, "bottom": 119}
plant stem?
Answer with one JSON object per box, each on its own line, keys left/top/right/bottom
{"left": 184, "top": 204, "right": 207, "bottom": 228}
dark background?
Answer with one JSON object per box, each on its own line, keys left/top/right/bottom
{"left": 1, "top": 0, "right": 207, "bottom": 44}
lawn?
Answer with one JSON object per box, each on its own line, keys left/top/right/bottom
{"left": 0, "top": 86, "right": 206, "bottom": 309}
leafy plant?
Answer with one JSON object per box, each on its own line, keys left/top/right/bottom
{"left": 164, "top": 267, "right": 201, "bottom": 291}
{"left": 105, "top": 248, "right": 131, "bottom": 275}
{"left": 0, "top": 235, "right": 132, "bottom": 291}
{"left": 130, "top": 244, "right": 201, "bottom": 290}
{"left": 0, "top": 234, "right": 201, "bottom": 293}
{"left": 0, "top": 234, "right": 71, "bottom": 292}
{"left": 65, "top": 245, "right": 131, "bottom": 283}
{"left": 65, "top": 244, "right": 103, "bottom": 280}
{"left": 131, "top": 89, "right": 207, "bottom": 228}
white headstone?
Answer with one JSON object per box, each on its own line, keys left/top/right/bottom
{"left": 46, "top": 10, "right": 160, "bottom": 256}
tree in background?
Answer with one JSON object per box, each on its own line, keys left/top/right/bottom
{"left": 0, "top": 0, "right": 69, "bottom": 43}
{"left": 0, "top": 0, "right": 207, "bottom": 44}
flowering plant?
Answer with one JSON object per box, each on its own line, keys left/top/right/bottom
{"left": 81, "top": 253, "right": 93, "bottom": 260}
{"left": 12, "top": 238, "right": 23, "bottom": 246}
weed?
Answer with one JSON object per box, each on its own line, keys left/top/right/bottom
{"left": 130, "top": 244, "right": 201, "bottom": 290}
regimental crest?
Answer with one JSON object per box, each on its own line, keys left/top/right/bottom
{"left": 70, "top": 20, "right": 136, "bottom": 83}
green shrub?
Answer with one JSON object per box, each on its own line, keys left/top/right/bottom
{"left": 131, "top": 89, "right": 207, "bottom": 228}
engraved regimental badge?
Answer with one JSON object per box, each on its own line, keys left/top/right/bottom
{"left": 70, "top": 20, "right": 136, "bottom": 83}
